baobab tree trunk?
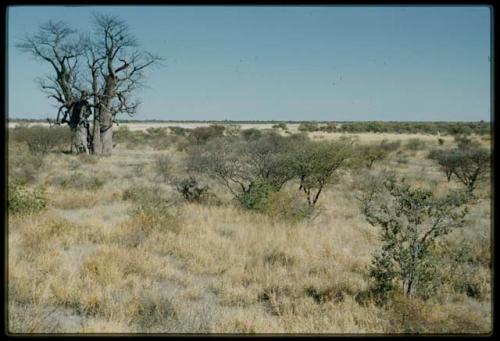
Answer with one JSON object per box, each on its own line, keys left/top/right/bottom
{"left": 101, "top": 125, "right": 113, "bottom": 155}
{"left": 71, "top": 124, "right": 89, "bottom": 154}
{"left": 99, "top": 75, "right": 117, "bottom": 155}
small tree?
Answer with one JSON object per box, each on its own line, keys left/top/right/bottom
{"left": 428, "top": 149, "right": 457, "bottom": 182}
{"left": 288, "top": 139, "right": 353, "bottom": 207}
{"left": 187, "top": 134, "right": 293, "bottom": 208}
{"left": 358, "top": 175, "right": 470, "bottom": 301}
{"left": 429, "top": 144, "right": 490, "bottom": 192}
{"left": 359, "top": 144, "right": 388, "bottom": 169}
{"left": 451, "top": 147, "right": 490, "bottom": 193}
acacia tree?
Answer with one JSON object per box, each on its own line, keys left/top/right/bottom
{"left": 357, "top": 175, "right": 470, "bottom": 301}
{"left": 17, "top": 15, "right": 160, "bottom": 155}
{"left": 288, "top": 139, "right": 354, "bottom": 207}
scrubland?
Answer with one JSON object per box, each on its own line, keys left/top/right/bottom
{"left": 7, "top": 124, "right": 492, "bottom": 334}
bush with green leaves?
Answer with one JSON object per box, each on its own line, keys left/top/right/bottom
{"left": 428, "top": 149, "right": 457, "bottom": 182}
{"left": 272, "top": 123, "right": 288, "bottom": 130}
{"left": 10, "top": 125, "right": 71, "bottom": 154}
{"left": 187, "top": 134, "right": 294, "bottom": 207}
{"left": 236, "top": 180, "right": 278, "bottom": 210}
{"left": 8, "top": 182, "right": 47, "bottom": 216}
{"left": 287, "top": 139, "right": 354, "bottom": 207}
{"left": 240, "top": 128, "right": 262, "bottom": 140}
{"left": 262, "top": 190, "right": 316, "bottom": 223}
{"left": 188, "top": 125, "right": 225, "bottom": 145}
{"left": 357, "top": 175, "right": 470, "bottom": 302}
{"left": 358, "top": 144, "right": 389, "bottom": 169}
{"left": 298, "top": 122, "right": 319, "bottom": 132}
{"left": 174, "top": 176, "right": 211, "bottom": 203}
{"left": 429, "top": 144, "right": 490, "bottom": 192}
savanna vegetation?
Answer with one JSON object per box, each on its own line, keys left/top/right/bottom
{"left": 7, "top": 121, "right": 492, "bottom": 334}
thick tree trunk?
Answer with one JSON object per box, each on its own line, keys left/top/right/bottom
{"left": 100, "top": 126, "right": 113, "bottom": 155}
{"left": 71, "top": 124, "right": 89, "bottom": 154}
{"left": 99, "top": 75, "right": 117, "bottom": 156}
{"left": 93, "top": 112, "right": 102, "bottom": 155}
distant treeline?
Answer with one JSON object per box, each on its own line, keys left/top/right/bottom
{"left": 8, "top": 118, "right": 490, "bottom": 135}
{"left": 297, "top": 121, "right": 491, "bottom": 135}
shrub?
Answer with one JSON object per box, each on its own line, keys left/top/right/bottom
{"left": 272, "top": 123, "right": 288, "bottom": 130}
{"left": 187, "top": 134, "right": 294, "bottom": 207}
{"left": 358, "top": 175, "right": 470, "bottom": 302}
{"left": 240, "top": 128, "right": 262, "bottom": 140}
{"left": 359, "top": 144, "right": 388, "bottom": 169}
{"left": 189, "top": 125, "right": 225, "bottom": 144}
{"left": 10, "top": 125, "right": 71, "bottom": 154}
{"left": 319, "top": 123, "right": 337, "bottom": 133}
{"left": 236, "top": 180, "right": 277, "bottom": 210}
{"left": 428, "top": 149, "right": 457, "bottom": 182}
{"left": 154, "top": 154, "right": 173, "bottom": 182}
{"left": 51, "top": 172, "right": 105, "bottom": 190}
{"left": 8, "top": 145, "right": 45, "bottom": 185}
{"left": 437, "top": 138, "right": 445, "bottom": 146}
{"left": 174, "top": 176, "right": 210, "bottom": 203}
{"left": 429, "top": 145, "right": 490, "bottom": 192}
{"left": 380, "top": 139, "right": 401, "bottom": 152}
{"left": 450, "top": 147, "right": 490, "bottom": 193}
{"left": 298, "top": 122, "right": 319, "bottom": 132}
{"left": 287, "top": 139, "right": 354, "bottom": 207}
{"left": 169, "top": 126, "right": 190, "bottom": 136}
{"left": 262, "top": 190, "right": 315, "bottom": 223}
{"left": 8, "top": 182, "right": 47, "bottom": 216}
{"left": 123, "top": 184, "right": 180, "bottom": 233}
{"left": 405, "top": 138, "right": 427, "bottom": 151}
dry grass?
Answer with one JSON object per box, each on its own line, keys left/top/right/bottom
{"left": 7, "top": 130, "right": 492, "bottom": 335}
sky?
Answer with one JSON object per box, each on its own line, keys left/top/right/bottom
{"left": 7, "top": 6, "right": 492, "bottom": 121}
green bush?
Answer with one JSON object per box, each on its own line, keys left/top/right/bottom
{"left": 272, "top": 123, "right": 288, "bottom": 130}
{"left": 240, "top": 128, "right": 262, "bottom": 140}
{"left": 188, "top": 125, "right": 225, "bottom": 145}
{"left": 173, "top": 176, "right": 211, "bottom": 203}
{"left": 236, "top": 180, "right": 277, "bottom": 210}
{"left": 262, "top": 190, "right": 315, "bottom": 223}
{"left": 298, "top": 122, "right": 319, "bottom": 132}
{"left": 358, "top": 175, "right": 470, "bottom": 302}
{"left": 8, "top": 182, "right": 47, "bottom": 216}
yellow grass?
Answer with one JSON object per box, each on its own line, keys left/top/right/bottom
{"left": 7, "top": 130, "right": 492, "bottom": 334}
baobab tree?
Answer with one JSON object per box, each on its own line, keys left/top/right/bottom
{"left": 16, "top": 21, "right": 88, "bottom": 153}
{"left": 17, "top": 14, "right": 161, "bottom": 155}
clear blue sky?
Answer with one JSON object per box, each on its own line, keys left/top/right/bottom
{"left": 7, "top": 6, "right": 491, "bottom": 121}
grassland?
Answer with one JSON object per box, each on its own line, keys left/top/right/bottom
{"left": 7, "top": 124, "right": 492, "bottom": 334}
